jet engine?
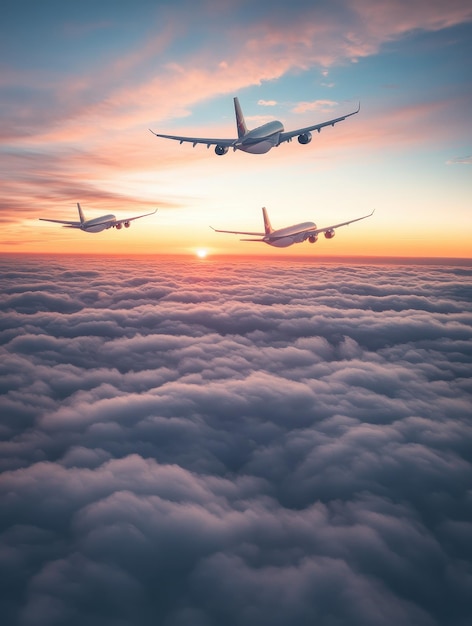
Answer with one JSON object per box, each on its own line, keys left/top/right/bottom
{"left": 124, "top": 221, "right": 130, "bottom": 228}
{"left": 298, "top": 132, "right": 312, "bottom": 145}
{"left": 215, "top": 145, "right": 229, "bottom": 156}
{"left": 115, "top": 223, "right": 122, "bottom": 230}
{"left": 324, "top": 229, "right": 335, "bottom": 239}
{"left": 308, "top": 235, "right": 318, "bottom": 244}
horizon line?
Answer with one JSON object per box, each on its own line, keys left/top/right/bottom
{"left": 1, "top": 252, "right": 471, "bottom": 267}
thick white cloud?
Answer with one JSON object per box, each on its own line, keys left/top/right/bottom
{"left": 1, "top": 255, "right": 471, "bottom": 625}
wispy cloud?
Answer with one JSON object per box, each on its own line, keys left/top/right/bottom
{"left": 292, "top": 99, "right": 339, "bottom": 114}
{"left": 447, "top": 155, "right": 472, "bottom": 165}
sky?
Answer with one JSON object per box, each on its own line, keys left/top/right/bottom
{"left": 1, "top": 254, "right": 472, "bottom": 625}
{"left": 0, "top": 0, "right": 471, "bottom": 258}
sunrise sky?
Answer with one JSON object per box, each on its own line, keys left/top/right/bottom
{"left": 1, "top": 0, "right": 471, "bottom": 258}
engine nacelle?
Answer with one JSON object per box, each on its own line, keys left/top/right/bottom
{"left": 308, "top": 235, "right": 318, "bottom": 244}
{"left": 298, "top": 132, "right": 312, "bottom": 145}
{"left": 124, "top": 221, "right": 130, "bottom": 228}
{"left": 215, "top": 145, "right": 229, "bottom": 156}
{"left": 324, "top": 229, "right": 335, "bottom": 239}
{"left": 115, "top": 222, "right": 122, "bottom": 230}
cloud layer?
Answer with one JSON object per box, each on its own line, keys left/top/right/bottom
{"left": 1, "top": 254, "right": 471, "bottom": 625}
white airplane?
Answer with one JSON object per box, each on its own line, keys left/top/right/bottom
{"left": 149, "top": 97, "right": 360, "bottom": 156}
{"left": 211, "top": 207, "right": 374, "bottom": 248}
{"left": 39, "top": 203, "right": 157, "bottom": 233}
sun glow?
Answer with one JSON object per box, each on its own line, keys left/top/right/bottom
{"left": 196, "top": 249, "right": 208, "bottom": 258}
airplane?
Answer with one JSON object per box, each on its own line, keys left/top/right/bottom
{"left": 149, "top": 97, "right": 360, "bottom": 156}
{"left": 39, "top": 203, "right": 157, "bottom": 233}
{"left": 211, "top": 207, "right": 374, "bottom": 248}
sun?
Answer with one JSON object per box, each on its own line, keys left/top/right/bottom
{"left": 196, "top": 248, "right": 208, "bottom": 259}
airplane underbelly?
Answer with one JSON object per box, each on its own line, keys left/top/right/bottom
{"left": 84, "top": 224, "right": 108, "bottom": 233}
{"left": 239, "top": 133, "right": 280, "bottom": 154}
{"left": 268, "top": 238, "right": 294, "bottom": 248}
{"left": 239, "top": 141, "right": 274, "bottom": 154}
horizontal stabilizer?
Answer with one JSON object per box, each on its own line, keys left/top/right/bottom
{"left": 210, "top": 226, "right": 265, "bottom": 236}
{"left": 39, "top": 218, "right": 81, "bottom": 226}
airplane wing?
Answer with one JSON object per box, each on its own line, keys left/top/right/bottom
{"left": 308, "top": 210, "right": 375, "bottom": 237}
{"left": 114, "top": 209, "right": 157, "bottom": 227}
{"left": 210, "top": 226, "right": 265, "bottom": 236}
{"left": 39, "top": 218, "right": 81, "bottom": 227}
{"left": 149, "top": 129, "right": 235, "bottom": 148}
{"left": 278, "top": 103, "right": 360, "bottom": 144}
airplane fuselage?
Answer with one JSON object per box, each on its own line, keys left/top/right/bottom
{"left": 265, "top": 221, "right": 316, "bottom": 247}
{"left": 235, "top": 121, "right": 284, "bottom": 154}
{"left": 212, "top": 207, "right": 373, "bottom": 248}
{"left": 82, "top": 214, "right": 116, "bottom": 233}
{"left": 40, "top": 205, "right": 156, "bottom": 233}
{"left": 150, "top": 96, "right": 360, "bottom": 156}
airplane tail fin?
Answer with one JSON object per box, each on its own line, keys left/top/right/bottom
{"left": 262, "top": 207, "right": 273, "bottom": 234}
{"left": 234, "top": 97, "right": 248, "bottom": 138}
{"left": 77, "top": 203, "right": 85, "bottom": 224}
